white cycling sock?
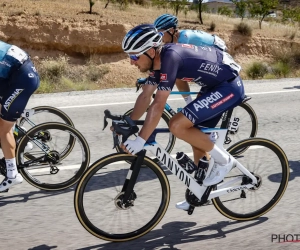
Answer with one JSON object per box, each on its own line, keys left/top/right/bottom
{"left": 5, "top": 158, "right": 18, "bottom": 178}
{"left": 184, "top": 95, "right": 193, "bottom": 105}
{"left": 208, "top": 145, "right": 229, "bottom": 165}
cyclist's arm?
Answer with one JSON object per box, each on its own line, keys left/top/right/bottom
{"left": 130, "top": 84, "right": 157, "bottom": 120}
{"left": 138, "top": 89, "right": 170, "bottom": 140}
{"left": 138, "top": 49, "right": 182, "bottom": 141}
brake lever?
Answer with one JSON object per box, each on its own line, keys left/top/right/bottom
{"left": 136, "top": 82, "right": 142, "bottom": 92}
{"left": 103, "top": 116, "right": 108, "bottom": 131}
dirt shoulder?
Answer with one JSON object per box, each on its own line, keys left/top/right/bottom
{"left": 1, "top": 0, "right": 300, "bottom": 90}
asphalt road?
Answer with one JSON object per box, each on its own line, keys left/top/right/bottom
{"left": 1, "top": 78, "right": 300, "bottom": 250}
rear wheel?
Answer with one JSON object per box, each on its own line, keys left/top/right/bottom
{"left": 16, "top": 122, "right": 90, "bottom": 191}
{"left": 213, "top": 138, "right": 289, "bottom": 220}
{"left": 18, "top": 106, "right": 75, "bottom": 161}
{"left": 221, "top": 103, "right": 258, "bottom": 155}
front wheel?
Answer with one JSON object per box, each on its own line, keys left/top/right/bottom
{"left": 213, "top": 138, "right": 289, "bottom": 220}
{"left": 74, "top": 153, "right": 170, "bottom": 242}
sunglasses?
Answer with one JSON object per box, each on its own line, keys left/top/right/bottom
{"left": 128, "top": 51, "right": 144, "bottom": 61}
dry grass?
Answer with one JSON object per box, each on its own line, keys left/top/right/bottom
{"left": 1, "top": 0, "right": 299, "bottom": 40}
{"left": 2, "top": 0, "right": 300, "bottom": 91}
{"left": 34, "top": 55, "right": 111, "bottom": 93}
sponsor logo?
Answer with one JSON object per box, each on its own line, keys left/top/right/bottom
{"left": 3, "top": 89, "right": 24, "bottom": 111}
{"left": 146, "top": 80, "right": 158, "bottom": 85}
{"left": 181, "top": 44, "right": 194, "bottom": 49}
{"left": 193, "top": 76, "right": 206, "bottom": 87}
{"left": 158, "top": 86, "right": 171, "bottom": 91}
{"left": 149, "top": 71, "right": 155, "bottom": 77}
{"left": 193, "top": 91, "right": 223, "bottom": 111}
{"left": 181, "top": 77, "right": 194, "bottom": 82}
{"left": 0, "top": 60, "right": 11, "bottom": 67}
{"left": 181, "top": 109, "right": 196, "bottom": 124}
{"left": 211, "top": 93, "right": 234, "bottom": 109}
{"left": 155, "top": 147, "right": 191, "bottom": 188}
{"left": 199, "top": 46, "right": 212, "bottom": 51}
{"left": 28, "top": 73, "right": 34, "bottom": 78}
{"left": 197, "top": 63, "right": 223, "bottom": 77}
{"left": 227, "top": 186, "right": 248, "bottom": 193}
{"left": 160, "top": 73, "right": 167, "bottom": 81}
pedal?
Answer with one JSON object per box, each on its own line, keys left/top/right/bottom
{"left": 187, "top": 205, "right": 195, "bottom": 215}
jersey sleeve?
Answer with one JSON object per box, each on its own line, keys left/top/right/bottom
{"left": 157, "top": 50, "right": 183, "bottom": 91}
{"left": 145, "top": 70, "right": 160, "bottom": 86}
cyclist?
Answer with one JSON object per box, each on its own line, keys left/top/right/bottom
{"left": 153, "top": 13, "right": 227, "bottom": 105}
{"left": 137, "top": 14, "right": 227, "bottom": 105}
{"left": 121, "top": 24, "right": 243, "bottom": 211}
{"left": 0, "top": 41, "right": 40, "bottom": 192}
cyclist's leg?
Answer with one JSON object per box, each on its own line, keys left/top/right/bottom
{"left": 190, "top": 115, "right": 223, "bottom": 167}
{"left": 175, "top": 79, "right": 192, "bottom": 105}
{"left": 191, "top": 146, "right": 206, "bottom": 165}
{"left": 0, "top": 59, "right": 40, "bottom": 191}
{"left": 170, "top": 76, "right": 245, "bottom": 184}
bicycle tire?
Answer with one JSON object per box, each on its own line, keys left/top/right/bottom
{"left": 19, "top": 106, "right": 75, "bottom": 161}
{"left": 116, "top": 108, "right": 175, "bottom": 164}
{"left": 16, "top": 122, "right": 90, "bottom": 191}
{"left": 212, "top": 137, "right": 289, "bottom": 220}
{"left": 19, "top": 105, "right": 74, "bottom": 127}
{"left": 74, "top": 153, "right": 170, "bottom": 242}
{"left": 223, "top": 103, "right": 258, "bottom": 156}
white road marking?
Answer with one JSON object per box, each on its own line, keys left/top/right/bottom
{"left": 27, "top": 147, "right": 262, "bottom": 173}
{"left": 57, "top": 89, "right": 300, "bottom": 109}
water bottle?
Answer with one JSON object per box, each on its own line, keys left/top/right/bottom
{"left": 209, "top": 132, "right": 219, "bottom": 144}
{"left": 176, "top": 152, "right": 197, "bottom": 174}
{"left": 194, "top": 156, "right": 209, "bottom": 184}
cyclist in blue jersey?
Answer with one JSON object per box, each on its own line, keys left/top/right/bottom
{"left": 153, "top": 13, "right": 227, "bottom": 105}
{"left": 121, "top": 24, "right": 243, "bottom": 211}
{"left": 0, "top": 41, "right": 40, "bottom": 192}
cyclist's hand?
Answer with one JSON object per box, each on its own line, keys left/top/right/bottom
{"left": 110, "top": 126, "right": 122, "bottom": 136}
{"left": 122, "top": 136, "right": 145, "bottom": 155}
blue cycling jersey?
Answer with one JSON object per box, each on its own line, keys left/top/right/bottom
{"left": 0, "top": 41, "right": 13, "bottom": 79}
{"left": 178, "top": 30, "right": 214, "bottom": 46}
{"left": 178, "top": 30, "right": 227, "bottom": 51}
{"left": 146, "top": 43, "right": 240, "bottom": 91}
{"left": 0, "top": 40, "right": 29, "bottom": 80}
{"left": 0, "top": 41, "right": 39, "bottom": 121}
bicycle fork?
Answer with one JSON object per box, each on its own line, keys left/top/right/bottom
{"left": 117, "top": 150, "right": 146, "bottom": 209}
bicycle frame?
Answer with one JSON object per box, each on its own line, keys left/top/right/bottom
{"left": 143, "top": 126, "right": 258, "bottom": 201}
{"left": 12, "top": 109, "right": 54, "bottom": 163}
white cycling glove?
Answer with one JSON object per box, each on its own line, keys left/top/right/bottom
{"left": 124, "top": 136, "right": 146, "bottom": 155}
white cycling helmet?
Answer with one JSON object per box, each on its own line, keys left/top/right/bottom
{"left": 122, "top": 24, "right": 163, "bottom": 55}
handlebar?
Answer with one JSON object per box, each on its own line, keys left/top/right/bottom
{"left": 103, "top": 109, "right": 143, "bottom": 149}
